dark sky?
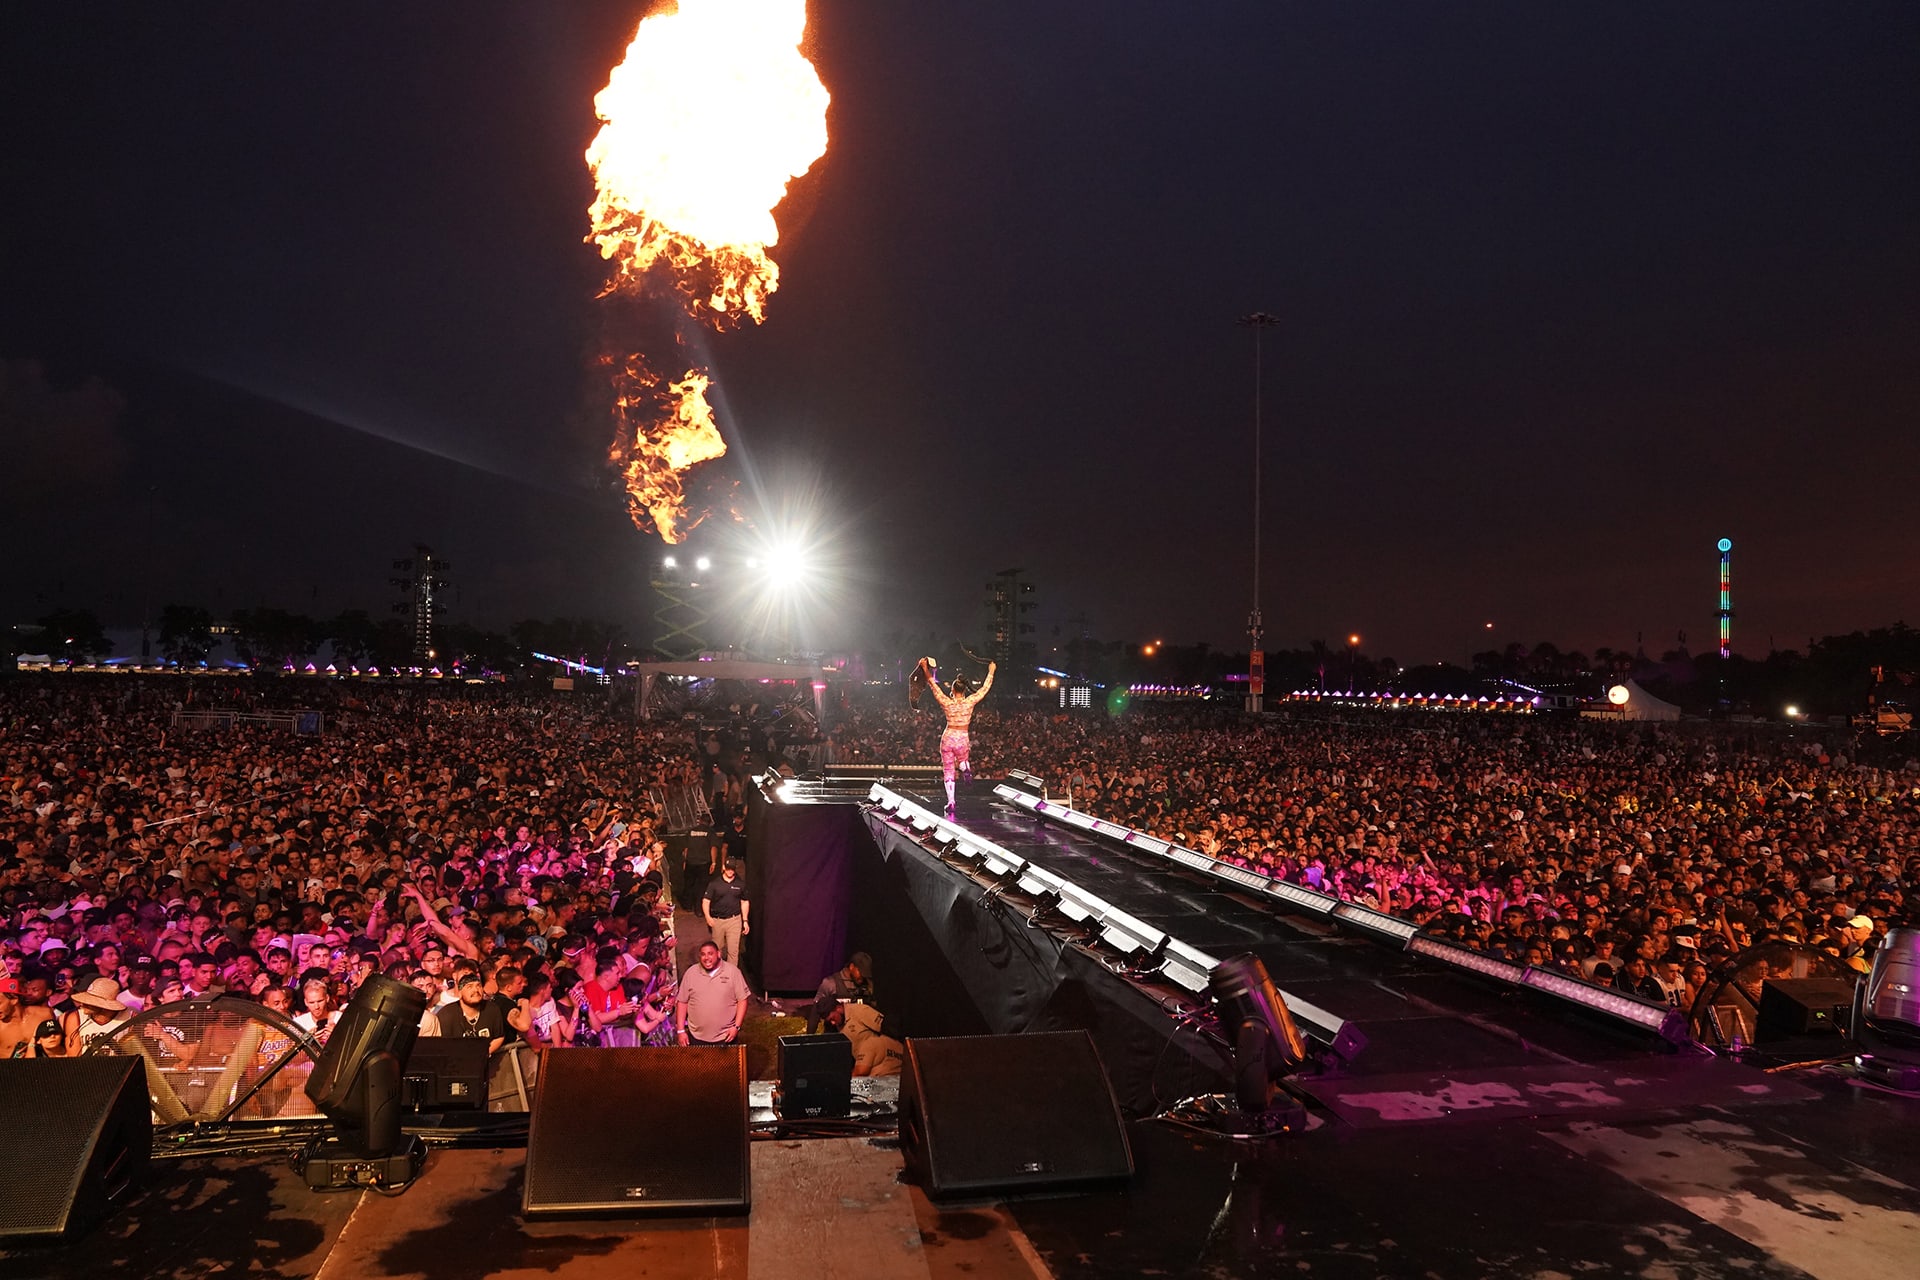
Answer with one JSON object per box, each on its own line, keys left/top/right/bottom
{"left": 3, "top": 2, "right": 1917, "bottom": 665}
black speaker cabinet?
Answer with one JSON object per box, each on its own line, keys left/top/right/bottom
{"left": 523, "top": 1047, "right": 749, "bottom": 1215}
{"left": 0, "top": 1057, "right": 150, "bottom": 1240}
{"left": 1757, "top": 977, "right": 1857, "bottom": 1038}
{"left": 777, "top": 1033, "right": 853, "bottom": 1118}
{"left": 402, "top": 1037, "right": 490, "bottom": 1110}
{"left": 900, "top": 1031, "right": 1133, "bottom": 1198}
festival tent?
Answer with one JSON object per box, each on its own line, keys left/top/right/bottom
{"left": 1614, "top": 680, "right": 1682, "bottom": 721}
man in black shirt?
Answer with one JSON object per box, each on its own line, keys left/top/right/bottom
{"left": 435, "top": 971, "right": 508, "bottom": 1055}
{"left": 702, "top": 861, "right": 750, "bottom": 969}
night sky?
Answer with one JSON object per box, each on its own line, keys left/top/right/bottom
{"left": 3, "top": 2, "right": 1916, "bottom": 665}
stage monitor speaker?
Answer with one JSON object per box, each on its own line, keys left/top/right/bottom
{"left": 778, "top": 1033, "right": 853, "bottom": 1118}
{"left": 900, "top": 1030, "right": 1132, "bottom": 1199}
{"left": 0, "top": 1057, "right": 150, "bottom": 1240}
{"left": 1757, "top": 977, "right": 1856, "bottom": 1038}
{"left": 523, "top": 1047, "right": 749, "bottom": 1215}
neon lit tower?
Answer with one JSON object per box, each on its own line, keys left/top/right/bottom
{"left": 1716, "top": 537, "right": 1733, "bottom": 659}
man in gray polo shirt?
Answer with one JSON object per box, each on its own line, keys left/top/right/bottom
{"left": 675, "top": 940, "right": 749, "bottom": 1045}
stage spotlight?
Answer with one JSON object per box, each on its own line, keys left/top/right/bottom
{"left": 764, "top": 542, "right": 811, "bottom": 590}
{"left": 1852, "top": 927, "right": 1920, "bottom": 1090}
{"left": 299, "top": 974, "right": 428, "bottom": 1190}
{"left": 695, "top": 555, "right": 712, "bottom": 571}
{"left": 662, "top": 555, "right": 678, "bottom": 569}
{"left": 1209, "top": 954, "right": 1309, "bottom": 1113}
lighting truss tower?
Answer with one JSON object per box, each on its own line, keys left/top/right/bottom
{"left": 1716, "top": 537, "right": 1733, "bottom": 660}
{"left": 650, "top": 554, "right": 710, "bottom": 661}
{"left": 389, "top": 545, "right": 450, "bottom": 664}
{"left": 1239, "top": 311, "right": 1282, "bottom": 712}
{"left": 985, "top": 568, "right": 1036, "bottom": 667}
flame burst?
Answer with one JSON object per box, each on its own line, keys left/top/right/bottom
{"left": 587, "top": 0, "right": 830, "bottom": 542}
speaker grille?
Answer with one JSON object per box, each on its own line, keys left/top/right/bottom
{"left": 902, "top": 1031, "right": 1132, "bottom": 1197}
{"left": 0, "top": 1058, "right": 149, "bottom": 1239}
{"left": 524, "top": 1048, "right": 749, "bottom": 1214}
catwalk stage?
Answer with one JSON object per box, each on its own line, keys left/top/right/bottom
{"left": 6, "top": 775, "right": 1917, "bottom": 1280}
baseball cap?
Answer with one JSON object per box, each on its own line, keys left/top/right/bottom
{"left": 1847, "top": 915, "right": 1874, "bottom": 930}
{"left": 0, "top": 976, "right": 19, "bottom": 996}
{"left": 34, "top": 1019, "right": 61, "bottom": 1039}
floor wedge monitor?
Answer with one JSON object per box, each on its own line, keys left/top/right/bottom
{"left": 523, "top": 1046, "right": 750, "bottom": 1215}
{"left": 899, "top": 1030, "right": 1133, "bottom": 1198}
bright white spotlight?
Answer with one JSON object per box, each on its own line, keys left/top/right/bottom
{"left": 764, "top": 542, "right": 811, "bottom": 590}
{"left": 662, "top": 555, "right": 677, "bottom": 569}
{"left": 695, "top": 556, "right": 712, "bottom": 571}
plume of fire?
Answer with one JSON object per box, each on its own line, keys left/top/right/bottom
{"left": 587, "top": 0, "right": 830, "bottom": 542}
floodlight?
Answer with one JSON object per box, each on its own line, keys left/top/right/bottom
{"left": 695, "top": 556, "right": 712, "bottom": 571}
{"left": 1409, "top": 934, "right": 1526, "bottom": 983}
{"left": 1521, "top": 966, "right": 1683, "bottom": 1036}
{"left": 1331, "top": 902, "right": 1420, "bottom": 941}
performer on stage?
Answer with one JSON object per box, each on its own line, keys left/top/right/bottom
{"left": 915, "top": 656, "right": 996, "bottom": 813}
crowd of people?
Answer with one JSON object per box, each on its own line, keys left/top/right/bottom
{"left": 0, "top": 678, "right": 758, "bottom": 1069}
{"left": 4, "top": 674, "right": 1913, "bottom": 1076}
{"left": 833, "top": 695, "right": 1916, "bottom": 1004}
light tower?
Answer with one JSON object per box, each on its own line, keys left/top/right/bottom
{"left": 389, "top": 546, "right": 450, "bottom": 664}
{"left": 1239, "top": 311, "right": 1281, "bottom": 713}
{"left": 1716, "top": 537, "right": 1733, "bottom": 660}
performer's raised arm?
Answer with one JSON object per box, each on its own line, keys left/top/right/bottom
{"left": 968, "top": 661, "right": 996, "bottom": 703}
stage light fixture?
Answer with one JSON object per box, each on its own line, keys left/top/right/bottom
{"left": 1331, "top": 902, "right": 1421, "bottom": 941}
{"left": 1409, "top": 934, "right": 1526, "bottom": 984}
{"left": 1851, "top": 927, "right": 1920, "bottom": 1089}
{"left": 1209, "top": 954, "right": 1310, "bottom": 1113}
{"left": 695, "top": 556, "right": 712, "bottom": 571}
{"left": 1160, "top": 939, "right": 1221, "bottom": 994}
{"left": 299, "top": 974, "right": 429, "bottom": 1190}
{"left": 1520, "top": 966, "right": 1684, "bottom": 1036}
{"left": 1262, "top": 880, "right": 1339, "bottom": 915}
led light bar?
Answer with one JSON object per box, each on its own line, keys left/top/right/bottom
{"left": 981, "top": 848, "right": 1023, "bottom": 877}
{"left": 1160, "top": 939, "right": 1220, "bottom": 994}
{"left": 1211, "top": 864, "right": 1270, "bottom": 892}
{"left": 1262, "top": 881, "right": 1339, "bottom": 915}
{"left": 1408, "top": 934, "right": 1526, "bottom": 984}
{"left": 1125, "top": 833, "right": 1169, "bottom": 855}
{"left": 1164, "top": 847, "right": 1215, "bottom": 872}
{"left": 1017, "top": 870, "right": 1054, "bottom": 897}
{"left": 1520, "top": 967, "right": 1678, "bottom": 1032}
{"left": 1331, "top": 902, "right": 1421, "bottom": 941}
{"left": 995, "top": 785, "right": 1041, "bottom": 810}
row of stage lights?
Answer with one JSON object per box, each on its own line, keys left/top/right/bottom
{"left": 867, "top": 782, "right": 1348, "bottom": 1043}
{"left": 988, "top": 783, "right": 1689, "bottom": 1044}
{"left": 1286, "top": 691, "right": 1541, "bottom": 711}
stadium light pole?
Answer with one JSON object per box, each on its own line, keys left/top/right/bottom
{"left": 1239, "top": 312, "right": 1281, "bottom": 713}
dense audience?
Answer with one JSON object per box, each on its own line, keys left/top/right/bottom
{"left": 834, "top": 697, "right": 1915, "bottom": 1003}
{"left": 4, "top": 675, "right": 1914, "bottom": 1070}
{"left": 0, "top": 678, "right": 715, "bottom": 1062}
